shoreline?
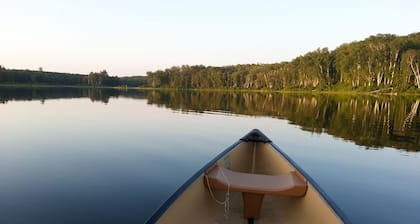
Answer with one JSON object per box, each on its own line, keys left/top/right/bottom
{"left": 1, "top": 83, "right": 420, "bottom": 96}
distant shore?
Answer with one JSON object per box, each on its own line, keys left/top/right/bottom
{"left": 2, "top": 83, "right": 419, "bottom": 96}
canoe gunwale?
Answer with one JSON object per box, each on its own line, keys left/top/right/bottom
{"left": 269, "top": 141, "right": 351, "bottom": 224}
{"left": 144, "top": 139, "right": 242, "bottom": 224}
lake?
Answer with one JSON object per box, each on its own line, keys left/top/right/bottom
{"left": 1, "top": 87, "right": 420, "bottom": 223}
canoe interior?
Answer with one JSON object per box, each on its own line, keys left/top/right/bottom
{"left": 154, "top": 141, "right": 343, "bottom": 224}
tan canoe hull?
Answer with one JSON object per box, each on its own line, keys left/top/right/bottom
{"left": 147, "top": 129, "right": 348, "bottom": 224}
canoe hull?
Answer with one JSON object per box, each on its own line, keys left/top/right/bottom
{"left": 146, "top": 130, "right": 348, "bottom": 224}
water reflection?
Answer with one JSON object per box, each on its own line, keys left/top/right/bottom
{"left": 146, "top": 91, "right": 420, "bottom": 151}
{"left": 0, "top": 87, "right": 147, "bottom": 104}
{"left": 1, "top": 87, "right": 419, "bottom": 151}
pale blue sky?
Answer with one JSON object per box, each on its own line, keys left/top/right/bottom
{"left": 1, "top": 0, "right": 419, "bottom": 76}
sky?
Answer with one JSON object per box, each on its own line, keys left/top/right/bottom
{"left": 1, "top": 0, "right": 419, "bottom": 76}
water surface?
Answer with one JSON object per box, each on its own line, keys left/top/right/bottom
{"left": 1, "top": 87, "right": 419, "bottom": 223}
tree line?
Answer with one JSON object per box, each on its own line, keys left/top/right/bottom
{"left": 0, "top": 67, "right": 147, "bottom": 87}
{"left": 146, "top": 32, "right": 420, "bottom": 91}
{"left": 2, "top": 32, "right": 419, "bottom": 91}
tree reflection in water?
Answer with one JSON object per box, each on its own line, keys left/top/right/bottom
{"left": 1, "top": 87, "right": 419, "bottom": 151}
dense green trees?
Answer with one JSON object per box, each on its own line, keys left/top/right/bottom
{"left": 0, "top": 69, "right": 85, "bottom": 85}
{"left": 0, "top": 68, "right": 146, "bottom": 87}
{"left": 118, "top": 76, "right": 147, "bottom": 87}
{"left": 88, "top": 70, "right": 112, "bottom": 86}
{"left": 333, "top": 33, "right": 420, "bottom": 89}
{"left": 145, "top": 32, "right": 420, "bottom": 91}
{"left": 2, "top": 32, "right": 419, "bottom": 91}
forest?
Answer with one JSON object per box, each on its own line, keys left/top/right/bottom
{"left": 1, "top": 32, "right": 419, "bottom": 91}
{"left": 146, "top": 32, "right": 420, "bottom": 91}
{"left": 0, "top": 67, "right": 146, "bottom": 87}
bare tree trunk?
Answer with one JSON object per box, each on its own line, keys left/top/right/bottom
{"left": 409, "top": 56, "right": 420, "bottom": 88}
{"left": 319, "top": 64, "right": 323, "bottom": 76}
{"left": 263, "top": 73, "right": 270, "bottom": 89}
{"left": 416, "top": 63, "right": 420, "bottom": 88}
{"left": 376, "top": 70, "right": 384, "bottom": 87}
{"left": 389, "top": 51, "right": 399, "bottom": 85}
{"left": 367, "top": 59, "right": 373, "bottom": 86}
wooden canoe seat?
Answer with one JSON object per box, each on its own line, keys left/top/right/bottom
{"left": 204, "top": 165, "right": 307, "bottom": 219}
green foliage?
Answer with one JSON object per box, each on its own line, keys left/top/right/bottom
{"left": 118, "top": 76, "right": 147, "bottom": 87}
{"left": 0, "top": 68, "right": 147, "bottom": 87}
{"left": 2, "top": 32, "right": 419, "bottom": 91}
{"left": 145, "top": 32, "right": 420, "bottom": 91}
{"left": 0, "top": 69, "right": 86, "bottom": 85}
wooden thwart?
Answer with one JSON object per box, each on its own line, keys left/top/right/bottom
{"left": 204, "top": 165, "right": 308, "bottom": 219}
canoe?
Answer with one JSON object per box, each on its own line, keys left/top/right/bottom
{"left": 146, "top": 129, "right": 349, "bottom": 224}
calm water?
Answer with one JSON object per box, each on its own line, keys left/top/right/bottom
{"left": 1, "top": 87, "right": 420, "bottom": 223}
